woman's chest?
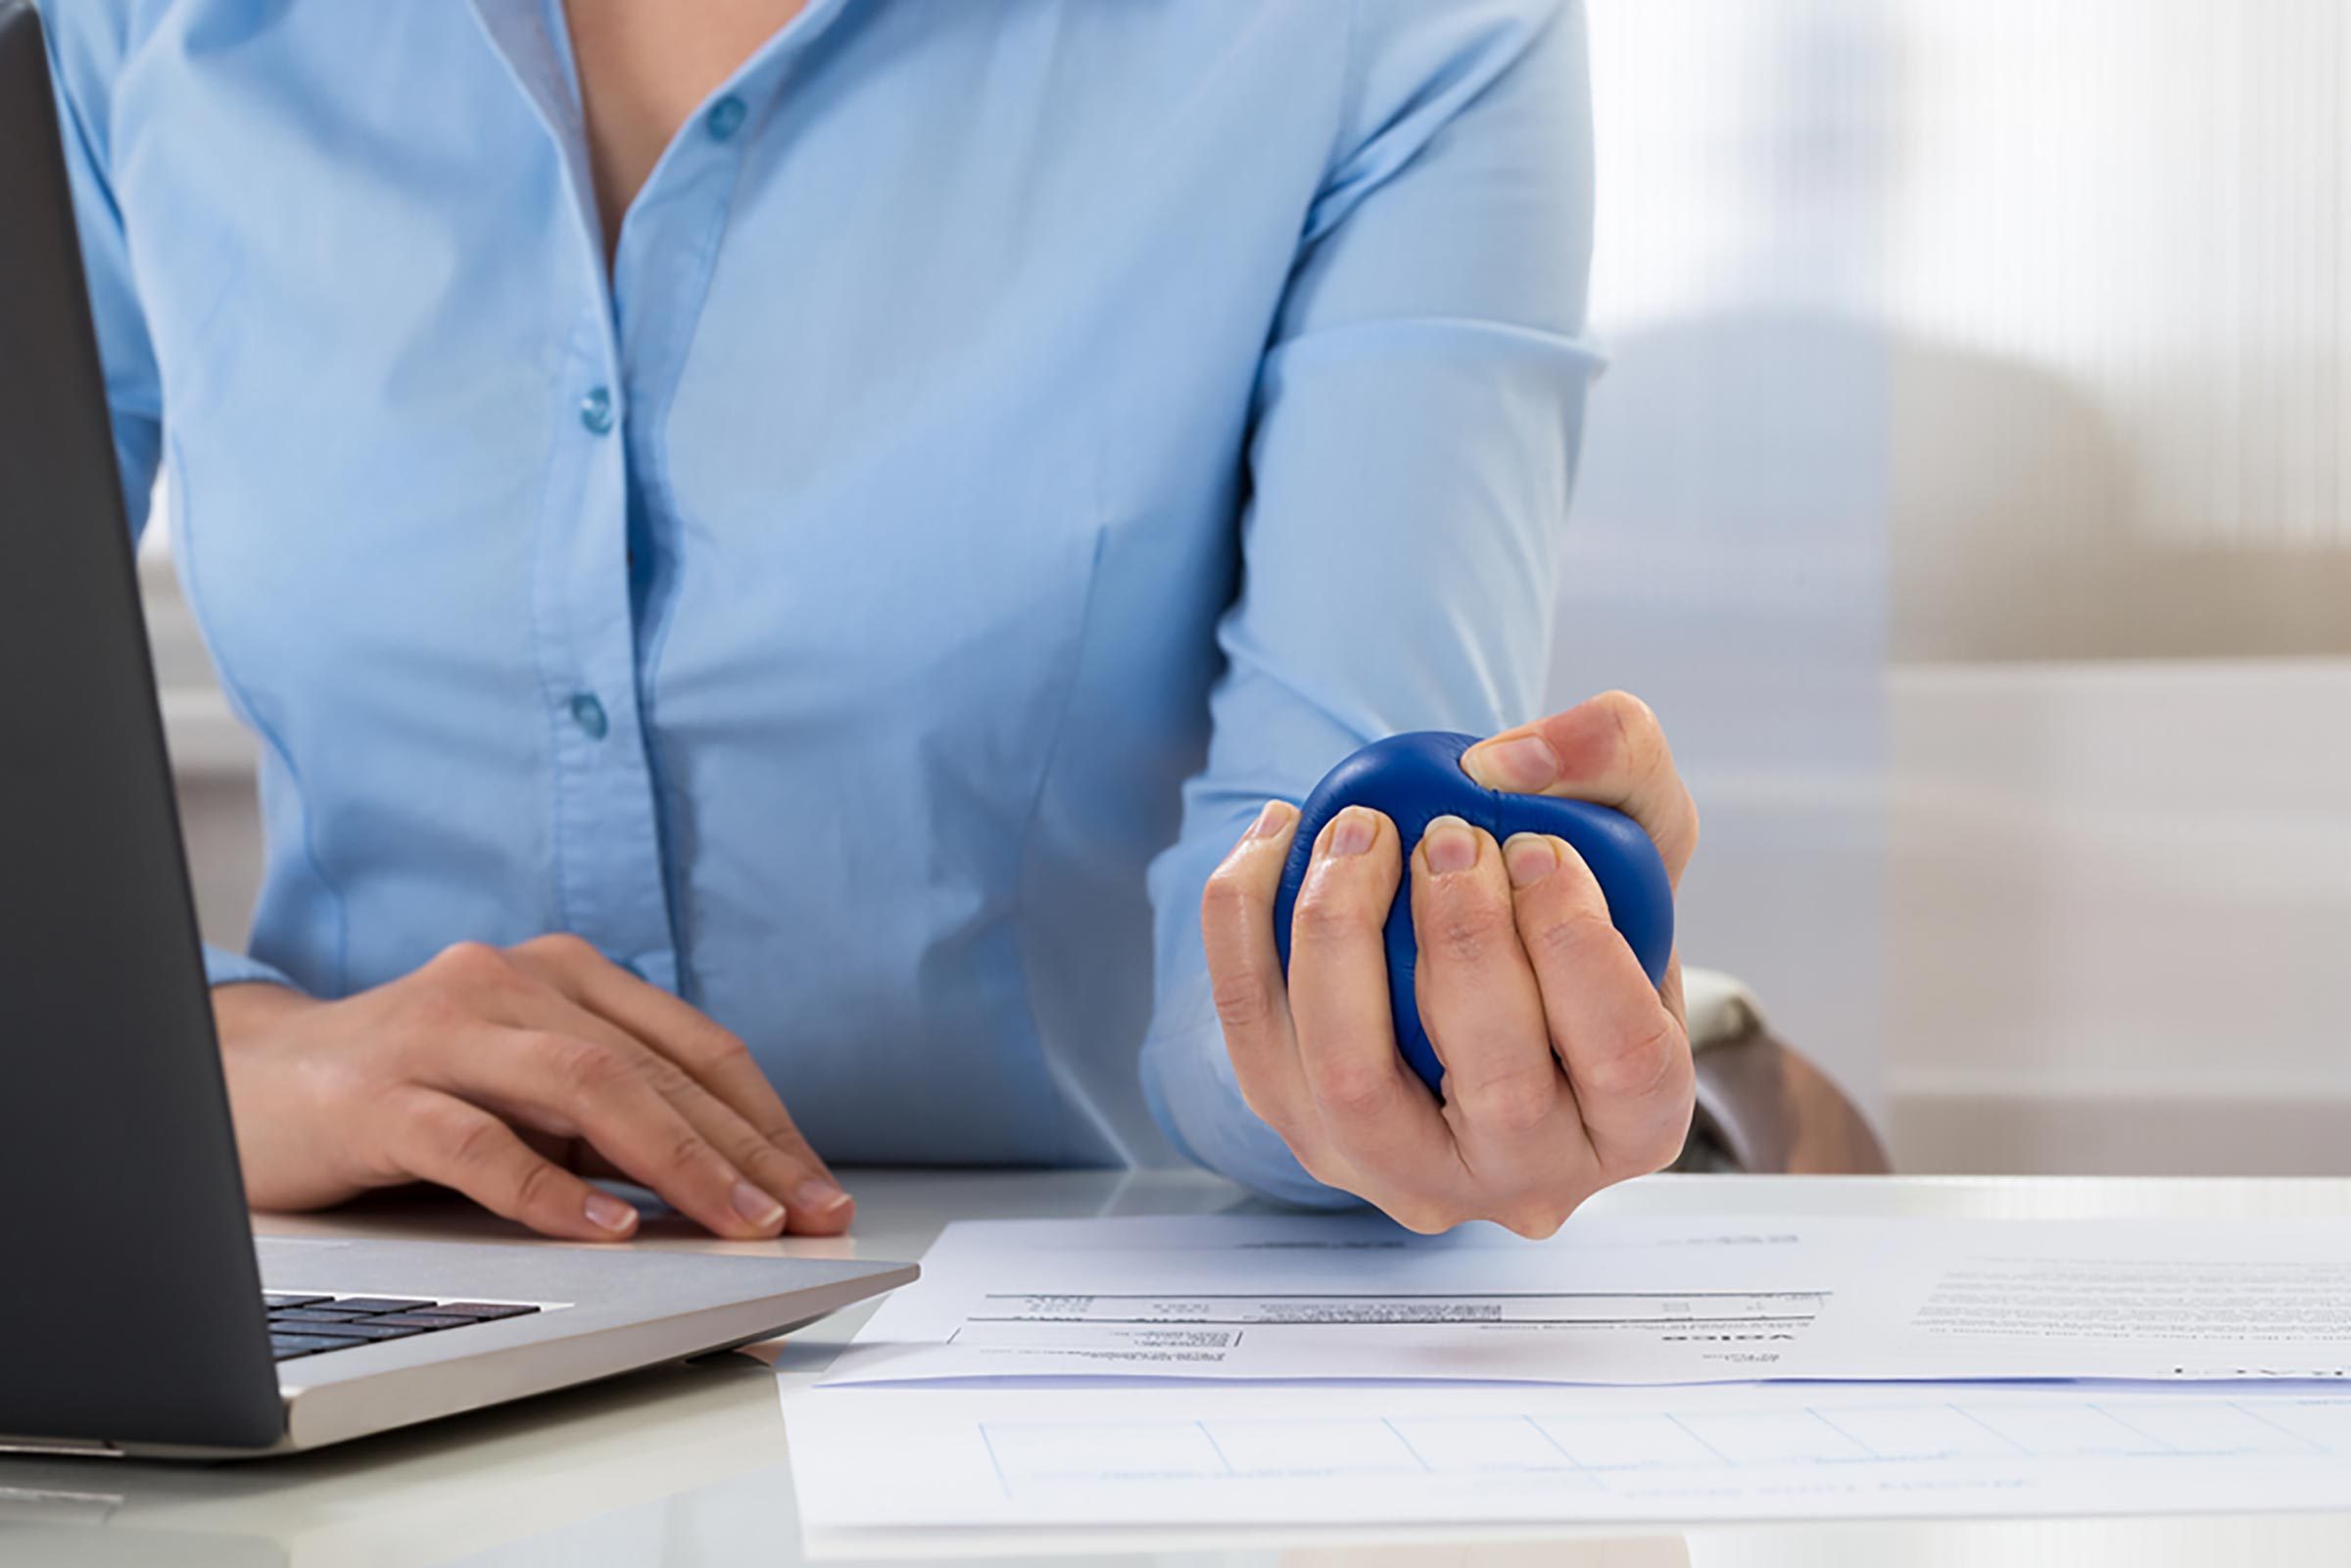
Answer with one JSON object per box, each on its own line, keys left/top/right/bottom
{"left": 112, "top": 4, "right": 1345, "bottom": 689}
{"left": 559, "top": 0, "right": 808, "bottom": 244}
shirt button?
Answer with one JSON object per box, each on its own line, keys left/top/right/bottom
{"left": 568, "top": 691, "right": 609, "bottom": 740}
{"left": 579, "top": 385, "right": 615, "bottom": 435}
{"left": 706, "top": 95, "right": 747, "bottom": 141}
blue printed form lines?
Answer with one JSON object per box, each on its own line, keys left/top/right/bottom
{"left": 976, "top": 1399, "right": 2349, "bottom": 1494}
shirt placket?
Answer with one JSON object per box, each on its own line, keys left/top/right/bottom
{"left": 457, "top": 1, "right": 674, "bottom": 991}
{"left": 469, "top": 0, "right": 841, "bottom": 996}
{"left": 600, "top": 80, "right": 779, "bottom": 998}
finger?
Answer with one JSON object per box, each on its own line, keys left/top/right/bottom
{"left": 1409, "top": 817, "right": 1569, "bottom": 1190}
{"left": 510, "top": 936, "right": 852, "bottom": 1234}
{"left": 433, "top": 1023, "right": 792, "bottom": 1240}
{"left": 421, "top": 986, "right": 801, "bottom": 1217}
{"left": 1657, "top": 949, "right": 1689, "bottom": 1032}
{"left": 1459, "top": 690, "right": 1702, "bottom": 886}
{"left": 1285, "top": 805, "right": 1466, "bottom": 1228}
{"left": 1507, "top": 834, "right": 1696, "bottom": 1179}
{"left": 387, "top": 1088, "right": 642, "bottom": 1241}
{"left": 1200, "top": 799, "right": 1317, "bottom": 1139}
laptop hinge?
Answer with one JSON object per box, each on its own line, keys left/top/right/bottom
{"left": 0, "top": 1436, "right": 124, "bottom": 1458}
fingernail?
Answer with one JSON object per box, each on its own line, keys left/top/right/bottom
{"left": 1505, "top": 832, "right": 1560, "bottom": 887}
{"left": 1323, "top": 807, "right": 1375, "bottom": 858}
{"left": 1463, "top": 734, "right": 1559, "bottom": 792}
{"left": 732, "top": 1179, "right": 787, "bottom": 1230}
{"left": 1243, "top": 799, "right": 1295, "bottom": 840}
{"left": 795, "top": 1178, "right": 851, "bottom": 1217}
{"left": 1421, "top": 815, "right": 1478, "bottom": 875}
{"left": 584, "top": 1191, "right": 638, "bottom": 1234}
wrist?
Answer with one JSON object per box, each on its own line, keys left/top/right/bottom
{"left": 211, "top": 979, "right": 319, "bottom": 1039}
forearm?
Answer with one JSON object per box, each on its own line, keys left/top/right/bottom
{"left": 1136, "top": 0, "right": 1597, "bottom": 1200}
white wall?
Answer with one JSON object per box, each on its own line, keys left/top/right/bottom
{"left": 1555, "top": 0, "right": 2351, "bottom": 1173}
{"left": 1886, "top": 661, "right": 2351, "bottom": 1173}
{"left": 1589, "top": 0, "right": 2351, "bottom": 661}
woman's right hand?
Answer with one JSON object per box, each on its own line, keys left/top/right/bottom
{"left": 212, "top": 934, "right": 852, "bottom": 1242}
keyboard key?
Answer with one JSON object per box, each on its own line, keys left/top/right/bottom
{"left": 319, "top": 1297, "right": 438, "bottom": 1315}
{"left": 270, "top": 1333, "right": 358, "bottom": 1359}
{"left": 268, "top": 1308, "right": 379, "bottom": 1324}
{"left": 273, "top": 1319, "right": 430, "bottom": 1342}
{"left": 363, "top": 1312, "right": 479, "bottom": 1330}
{"left": 263, "top": 1293, "right": 332, "bottom": 1308}
{"left": 429, "top": 1303, "right": 542, "bottom": 1320}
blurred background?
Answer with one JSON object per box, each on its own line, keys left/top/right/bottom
{"left": 1556, "top": 0, "right": 2351, "bottom": 1173}
{"left": 143, "top": 0, "right": 2351, "bottom": 1178}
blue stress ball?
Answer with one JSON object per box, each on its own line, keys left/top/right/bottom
{"left": 1271, "top": 732, "right": 1675, "bottom": 1096}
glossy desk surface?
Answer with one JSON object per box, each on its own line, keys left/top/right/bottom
{"left": 3, "top": 1169, "right": 2349, "bottom": 1567}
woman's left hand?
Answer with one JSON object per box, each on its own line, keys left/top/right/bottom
{"left": 1201, "top": 691, "right": 1700, "bottom": 1236}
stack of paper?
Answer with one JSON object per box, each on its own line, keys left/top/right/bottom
{"left": 781, "top": 1213, "right": 2351, "bottom": 1538}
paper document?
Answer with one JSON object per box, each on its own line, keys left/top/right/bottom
{"left": 784, "top": 1379, "right": 2351, "bottom": 1532}
{"left": 820, "top": 1213, "right": 2351, "bottom": 1387}
{"left": 824, "top": 1213, "right": 1837, "bottom": 1386}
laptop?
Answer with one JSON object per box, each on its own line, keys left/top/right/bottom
{"left": 0, "top": 0, "right": 914, "bottom": 1459}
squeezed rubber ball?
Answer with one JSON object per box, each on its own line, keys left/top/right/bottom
{"left": 1271, "top": 732, "right": 1674, "bottom": 1094}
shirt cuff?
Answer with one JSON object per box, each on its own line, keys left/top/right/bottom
{"left": 1140, "top": 981, "right": 1365, "bottom": 1212}
{"left": 202, "top": 943, "right": 302, "bottom": 993}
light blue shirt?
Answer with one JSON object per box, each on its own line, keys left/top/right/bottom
{"left": 46, "top": 0, "right": 1597, "bottom": 1204}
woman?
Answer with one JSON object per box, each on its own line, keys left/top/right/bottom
{"left": 46, "top": 0, "right": 1697, "bottom": 1241}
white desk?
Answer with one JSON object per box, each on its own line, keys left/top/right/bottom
{"left": 3, "top": 1170, "right": 2348, "bottom": 1567}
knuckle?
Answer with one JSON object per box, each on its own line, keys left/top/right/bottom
{"left": 1617, "top": 1089, "right": 1699, "bottom": 1177}
{"left": 1596, "top": 689, "right": 1660, "bottom": 743}
{"left": 1294, "top": 1147, "right": 1349, "bottom": 1190}
{"left": 1502, "top": 1197, "right": 1579, "bottom": 1240}
{"left": 1598, "top": 689, "right": 1674, "bottom": 785}
{"left": 661, "top": 1029, "right": 745, "bottom": 1077}
{"left": 1210, "top": 967, "right": 1278, "bottom": 1036}
{"left": 1527, "top": 903, "right": 1618, "bottom": 969}
{"left": 1452, "top": 1067, "right": 1559, "bottom": 1136}
{"left": 510, "top": 1157, "right": 565, "bottom": 1213}
{"left": 1644, "top": 1125, "right": 1693, "bottom": 1176}
{"left": 518, "top": 931, "right": 600, "bottom": 968}
{"left": 545, "top": 1034, "right": 630, "bottom": 1094}
{"left": 702, "top": 1025, "right": 753, "bottom": 1065}
{"left": 636, "top": 1054, "right": 696, "bottom": 1101}
{"left": 1385, "top": 1197, "right": 1463, "bottom": 1236}
{"left": 664, "top": 1022, "right": 750, "bottom": 1074}
{"left": 1200, "top": 866, "right": 1258, "bottom": 932}
{"left": 665, "top": 1127, "right": 718, "bottom": 1178}
{"left": 395, "top": 983, "right": 470, "bottom": 1038}
{"left": 1604, "top": 1123, "right": 1686, "bottom": 1183}
{"left": 1288, "top": 880, "right": 1368, "bottom": 946}
{"left": 1582, "top": 1017, "right": 1692, "bottom": 1106}
{"left": 442, "top": 1109, "right": 508, "bottom": 1172}
{"left": 1316, "top": 1061, "right": 1399, "bottom": 1122}
{"left": 733, "top": 1134, "right": 802, "bottom": 1183}
{"left": 427, "top": 939, "right": 510, "bottom": 990}
{"left": 1429, "top": 894, "right": 1512, "bottom": 965}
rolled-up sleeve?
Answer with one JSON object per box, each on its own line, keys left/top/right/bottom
{"left": 1139, "top": 0, "right": 1601, "bottom": 1204}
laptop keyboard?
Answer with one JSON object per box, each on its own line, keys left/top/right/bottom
{"left": 264, "top": 1292, "right": 541, "bottom": 1360}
